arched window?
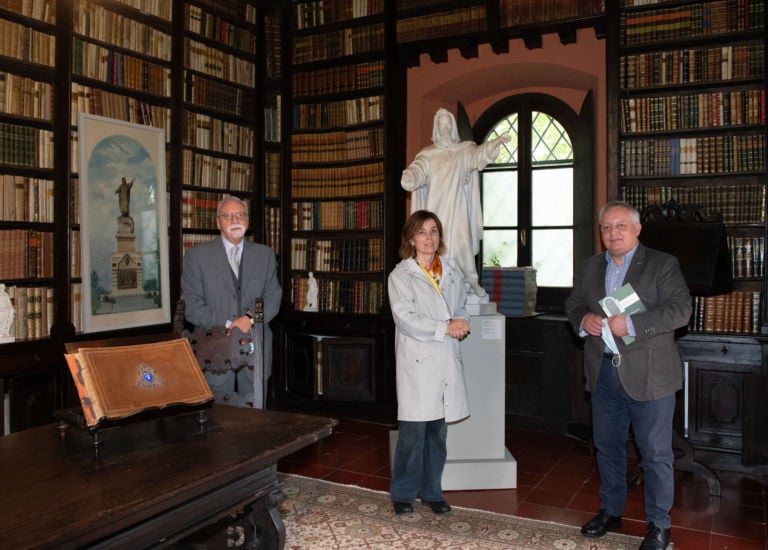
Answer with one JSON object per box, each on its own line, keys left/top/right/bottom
{"left": 473, "top": 93, "right": 594, "bottom": 311}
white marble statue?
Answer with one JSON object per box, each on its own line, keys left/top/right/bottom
{"left": 0, "top": 283, "right": 15, "bottom": 339}
{"left": 401, "top": 108, "right": 511, "bottom": 296}
{"left": 303, "top": 272, "right": 319, "bottom": 312}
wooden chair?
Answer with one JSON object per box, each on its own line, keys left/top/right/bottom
{"left": 178, "top": 299, "right": 266, "bottom": 409}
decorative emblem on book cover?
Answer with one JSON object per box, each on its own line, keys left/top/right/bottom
{"left": 137, "top": 363, "right": 162, "bottom": 388}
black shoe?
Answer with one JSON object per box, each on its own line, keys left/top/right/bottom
{"left": 580, "top": 509, "right": 622, "bottom": 538}
{"left": 392, "top": 501, "right": 413, "bottom": 515}
{"left": 422, "top": 499, "right": 451, "bottom": 514}
{"left": 639, "top": 523, "right": 671, "bottom": 550}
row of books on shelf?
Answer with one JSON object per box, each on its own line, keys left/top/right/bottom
{"left": 290, "top": 237, "right": 384, "bottom": 273}
{"left": 74, "top": 3, "right": 171, "bottom": 61}
{"left": 184, "top": 74, "right": 255, "bottom": 118}
{"left": 182, "top": 111, "right": 254, "bottom": 157}
{"left": 620, "top": 134, "right": 766, "bottom": 177}
{"left": 185, "top": 4, "right": 256, "bottom": 55}
{"left": 689, "top": 291, "right": 761, "bottom": 335}
{"left": 71, "top": 83, "right": 171, "bottom": 137}
{"left": 621, "top": 1, "right": 683, "bottom": 6}
{"left": 292, "top": 60, "right": 385, "bottom": 98}
{"left": 181, "top": 149, "right": 252, "bottom": 192}
{"left": 0, "top": 123, "right": 53, "bottom": 168}
{"left": 181, "top": 233, "right": 217, "bottom": 257}
{"left": 0, "top": 72, "right": 52, "bottom": 121}
{"left": 620, "top": 89, "right": 765, "bottom": 133}
{"left": 73, "top": 39, "right": 171, "bottom": 96}
{"left": 265, "top": 151, "right": 281, "bottom": 199}
{"left": 2, "top": 284, "right": 53, "bottom": 340}
{"left": 0, "top": 0, "right": 55, "bottom": 22}
{"left": 728, "top": 235, "right": 765, "bottom": 278}
{"left": 291, "top": 127, "right": 384, "bottom": 163}
{"left": 0, "top": 229, "right": 53, "bottom": 279}
{"left": 264, "top": 14, "right": 282, "bottom": 80}
{"left": 620, "top": 183, "right": 765, "bottom": 224}
{"left": 291, "top": 276, "right": 384, "bottom": 315}
{"left": 264, "top": 205, "right": 280, "bottom": 254}
{"left": 70, "top": 229, "right": 80, "bottom": 278}
{"left": 0, "top": 175, "right": 53, "bottom": 223}
{"left": 620, "top": 43, "right": 765, "bottom": 89}
{"left": 0, "top": 18, "right": 54, "bottom": 66}
{"left": 292, "top": 199, "right": 384, "bottom": 231}
{"left": 293, "top": 0, "right": 384, "bottom": 30}
{"left": 264, "top": 96, "right": 282, "bottom": 143}
{"left": 181, "top": 190, "right": 225, "bottom": 230}
{"left": 621, "top": 1, "right": 765, "bottom": 45}
{"left": 290, "top": 162, "right": 384, "bottom": 198}
{"left": 498, "top": 0, "right": 604, "bottom": 26}
{"left": 292, "top": 96, "right": 384, "bottom": 130}
{"left": 185, "top": 39, "right": 255, "bottom": 87}
{"left": 397, "top": 5, "right": 486, "bottom": 43}
{"left": 293, "top": 23, "right": 385, "bottom": 64}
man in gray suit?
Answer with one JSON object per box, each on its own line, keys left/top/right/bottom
{"left": 565, "top": 201, "right": 691, "bottom": 550}
{"left": 181, "top": 195, "right": 282, "bottom": 406}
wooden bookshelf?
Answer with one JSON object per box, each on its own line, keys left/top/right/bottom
{"left": 0, "top": 0, "right": 277, "bottom": 433}
{"left": 612, "top": 0, "right": 768, "bottom": 465}
{"left": 271, "top": 0, "right": 405, "bottom": 423}
{"left": 617, "top": 0, "right": 767, "bottom": 337}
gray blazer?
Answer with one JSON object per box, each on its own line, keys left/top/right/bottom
{"left": 181, "top": 237, "right": 282, "bottom": 377}
{"left": 565, "top": 243, "right": 692, "bottom": 401}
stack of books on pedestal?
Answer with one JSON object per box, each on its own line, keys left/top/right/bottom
{"left": 481, "top": 267, "right": 537, "bottom": 316}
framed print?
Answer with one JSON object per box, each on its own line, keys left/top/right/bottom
{"left": 78, "top": 113, "right": 170, "bottom": 333}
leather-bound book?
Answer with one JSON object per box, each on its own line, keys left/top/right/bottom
{"left": 64, "top": 338, "right": 213, "bottom": 427}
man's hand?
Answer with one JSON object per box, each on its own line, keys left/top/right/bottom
{"left": 581, "top": 312, "right": 604, "bottom": 336}
{"left": 607, "top": 314, "right": 629, "bottom": 337}
{"left": 229, "top": 315, "right": 252, "bottom": 334}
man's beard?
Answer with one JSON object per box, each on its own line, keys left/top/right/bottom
{"left": 225, "top": 225, "right": 245, "bottom": 239}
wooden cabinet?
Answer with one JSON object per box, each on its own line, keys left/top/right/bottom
{"left": 676, "top": 333, "right": 768, "bottom": 467}
{"left": 273, "top": 312, "right": 396, "bottom": 423}
{"left": 503, "top": 315, "right": 585, "bottom": 435}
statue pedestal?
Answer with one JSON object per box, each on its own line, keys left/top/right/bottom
{"left": 443, "top": 312, "right": 516, "bottom": 490}
{"left": 0, "top": 336, "right": 14, "bottom": 344}
{"left": 389, "top": 311, "right": 516, "bottom": 491}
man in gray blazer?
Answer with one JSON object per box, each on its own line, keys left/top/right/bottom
{"left": 565, "top": 201, "right": 692, "bottom": 550}
{"left": 181, "top": 195, "right": 282, "bottom": 407}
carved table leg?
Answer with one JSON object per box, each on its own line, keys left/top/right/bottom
{"left": 245, "top": 487, "right": 285, "bottom": 550}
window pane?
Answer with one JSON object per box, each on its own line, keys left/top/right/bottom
{"left": 532, "top": 167, "right": 573, "bottom": 226}
{"left": 483, "top": 170, "right": 517, "bottom": 227}
{"left": 489, "top": 114, "right": 518, "bottom": 164}
{"left": 482, "top": 229, "right": 517, "bottom": 267}
{"left": 532, "top": 229, "right": 573, "bottom": 287}
{"left": 531, "top": 111, "right": 573, "bottom": 162}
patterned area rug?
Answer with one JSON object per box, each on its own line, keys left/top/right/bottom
{"left": 279, "top": 473, "right": 643, "bottom": 549}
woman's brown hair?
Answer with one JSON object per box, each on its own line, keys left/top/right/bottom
{"left": 398, "top": 210, "right": 447, "bottom": 259}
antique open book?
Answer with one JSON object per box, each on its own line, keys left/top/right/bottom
{"left": 64, "top": 338, "right": 213, "bottom": 427}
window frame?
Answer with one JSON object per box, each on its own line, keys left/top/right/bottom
{"left": 473, "top": 93, "right": 594, "bottom": 312}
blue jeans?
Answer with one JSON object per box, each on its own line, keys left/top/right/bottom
{"left": 592, "top": 358, "right": 675, "bottom": 528}
{"left": 390, "top": 419, "right": 447, "bottom": 503}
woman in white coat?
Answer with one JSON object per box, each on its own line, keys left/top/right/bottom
{"left": 388, "top": 210, "right": 471, "bottom": 516}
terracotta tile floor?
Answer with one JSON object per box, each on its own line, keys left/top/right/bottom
{"left": 278, "top": 419, "right": 768, "bottom": 550}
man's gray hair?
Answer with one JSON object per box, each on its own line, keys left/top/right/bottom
{"left": 217, "top": 195, "right": 249, "bottom": 217}
{"left": 599, "top": 200, "right": 640, "bottom": 224}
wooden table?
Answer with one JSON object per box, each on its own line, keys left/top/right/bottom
{"left": 0, "top": 405, "right": 337, "bottom": 549}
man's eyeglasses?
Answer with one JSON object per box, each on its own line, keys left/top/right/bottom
{"left": 218, "top": 212, "right": 249, "bottom": 221}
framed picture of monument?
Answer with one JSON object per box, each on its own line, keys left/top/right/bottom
{"left": 78, "top": 113, "right": 170, "bottom": 333}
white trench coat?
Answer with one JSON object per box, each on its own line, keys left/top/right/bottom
{"left": 388, "top": 256, "right": 470, "bottom": 423}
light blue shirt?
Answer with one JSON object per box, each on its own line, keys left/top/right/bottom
{"left": 604, "top": 244, "right": 637, "bottom": 337}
